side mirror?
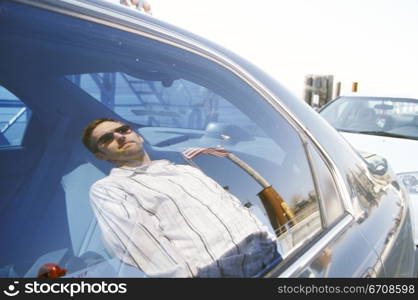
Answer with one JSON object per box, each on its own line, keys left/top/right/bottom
{"left": 359, "top": 151, "right": 391, "bottom": 177}
{"left": 367, "top": 156, "right": 388, "bottom": 176}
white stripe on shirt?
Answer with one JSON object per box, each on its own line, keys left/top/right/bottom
{"left": 89, "top": 160, "right": 279, "bottom": 277}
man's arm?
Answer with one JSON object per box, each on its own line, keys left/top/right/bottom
{"left": 89, "top": 181, "right": 192, "bottom": 277}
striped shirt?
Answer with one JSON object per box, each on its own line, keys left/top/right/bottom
{"left": 90, "top": 160, "right": 280, "bottom": 277}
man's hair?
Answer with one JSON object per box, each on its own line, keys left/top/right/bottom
{"left": 81, "top": 118, "right": 122, "bottom": 153}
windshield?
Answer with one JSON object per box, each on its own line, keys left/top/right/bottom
{"left": 320, "top": 96, "right": 418, "bottom": 139}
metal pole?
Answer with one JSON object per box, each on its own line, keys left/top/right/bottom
{"left": 303, "top": 75, "right": 313, "bottom": 105}
{"left": 335, "top": 82, "right": 341, "bottom": 98}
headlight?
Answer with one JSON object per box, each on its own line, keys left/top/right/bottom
{"left": 397, "top": 172, "right": 418, "bottom": 194}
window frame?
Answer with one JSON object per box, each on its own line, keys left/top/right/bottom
{"left": 304, "top": 138, "right": 346, "bottom": 228}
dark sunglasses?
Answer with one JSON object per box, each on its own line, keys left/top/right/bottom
{"left": 96, "top": 125, "right": 132, "bottom": 148}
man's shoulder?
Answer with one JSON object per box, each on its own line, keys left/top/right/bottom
{"left": 90, "top": 174, "right": 118, "bottom": 191}
{"left": 175, "top": 164, "right": 205, "bottom": 175}
{"left": 173, "top": 163, "right": 197, "bottom": 171}
{"left": 89, "top": 174, "right": 129, "bottom": 202}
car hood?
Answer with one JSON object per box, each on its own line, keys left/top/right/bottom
{"left": 340, "top": 132, "right": 418, "bottom": 174}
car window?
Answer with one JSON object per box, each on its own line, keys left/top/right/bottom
{"left": 306, "top": 142, "right": 345, "bottom": 226}
{"left": 321, "top": 97, "right": 418, "bottom": 138}
{"left": 0, "top": 86, "right": 31, "bottom": 147}
{"left": 320, "top": 100, "right": 349, "bottom": 125}
{"left": 69, "top": 70, "right": 323, "bottom": 257}
{"left": 0, "top": 1, "right": 324, "bottom": 277}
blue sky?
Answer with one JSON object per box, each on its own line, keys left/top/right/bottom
{"left": 149, "top": 0, "right": 418, "bottom": 100}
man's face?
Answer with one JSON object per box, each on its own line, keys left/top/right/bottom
{"left": 91, "top": 121, "right": 144, "bottom": 163}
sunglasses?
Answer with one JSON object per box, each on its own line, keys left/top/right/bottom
{"left": 95, "top": 125, "right": 132, "bottom": 149}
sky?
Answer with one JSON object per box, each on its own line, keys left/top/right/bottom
{"left": 144, "top": 0, "right": 418, "bottom": 100}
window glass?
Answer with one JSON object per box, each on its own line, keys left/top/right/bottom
{"left": 70, "top": 71, "right": 322, "bottom": 257}
{"left": 67, "top": 73, "right": 264, "bottom": 134}
{"left": 306, "top": 142, "right": 345, "bottom": 226}
{"left": 321, "top": 97, "right": 418, "bottom": 138}
{"left": 0, "top": 1, "right": 322, "bottom": 278}
{"left": 320, "top": 100, "right": 349, "bottom": 125}
{"left": 0, "top": 86, "right": 31, "bottom": 147}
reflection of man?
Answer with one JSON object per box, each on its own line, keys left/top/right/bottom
{"left": 81, "top": 118, "right": 281, "bottom": 277}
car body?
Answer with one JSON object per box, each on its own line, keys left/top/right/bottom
{"left": 319, "top": 95, "right": 418, "bottom": 247}
{"left": 0, "top": 0, "right": 416, "bottom": 278}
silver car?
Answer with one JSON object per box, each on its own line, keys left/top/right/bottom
{"left": 319, "top": 95, "right": 418, "bottom": 249}
{"left": 0, "top": 0, "right": 416, "bottom": 277}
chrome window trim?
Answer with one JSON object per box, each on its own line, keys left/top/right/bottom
{"left": 272, "top": 214, "right": 353, "bottom": 277}
{"left": 299, "top": 130, "right": 354, "bottom": 216}
{"left": 301, "top": 139, "right": 328, "bottom": 229}
{"left": 11, "top": 0, "right": 354, "bottom": 216}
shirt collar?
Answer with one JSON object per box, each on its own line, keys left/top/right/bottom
{"left": 110, "top": 159, "right": 172, "bottom": 177}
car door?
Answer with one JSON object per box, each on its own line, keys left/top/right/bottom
{"left": 0, "top": 0, "right": 398, "bottom": 278}
{"left": 263, "top": 141, "right": 383, "bottom": 278}
{"left": 60, "top": 1, "right": 382, "bottom": 277}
